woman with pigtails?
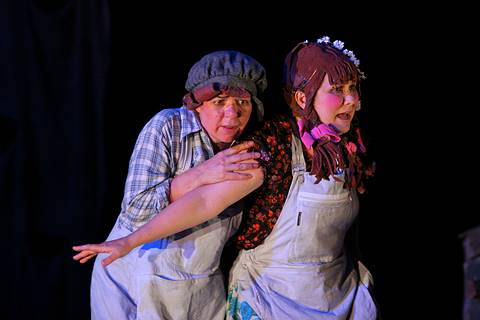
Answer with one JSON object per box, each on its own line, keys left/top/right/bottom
{"left": 74, "top": 36, "right": 377, "bottom": 319}
{"left": 226, "top": 36, "right": 376, "bottom": 319}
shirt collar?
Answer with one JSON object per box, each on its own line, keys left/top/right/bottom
{"left": 179, "top": 106, "right": 203, "bottom": 140}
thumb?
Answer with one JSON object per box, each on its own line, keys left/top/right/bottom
{"left": 101, "top": 254, "right": 117, "bottom": 267}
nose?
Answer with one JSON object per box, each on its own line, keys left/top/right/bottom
{"left": 343, "top": 91, "right": 359, "bottom": 107}
{"left": 223, "top": 103, "right": 240, "bottom": 118}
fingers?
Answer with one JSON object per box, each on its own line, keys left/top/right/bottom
{"left": 223, "top": 172, "right": 255, "bottom": 180}
{"left": 79, "top": 254, "right": 96, "bottom": 264}
{"left": 226, "top": 173, "right": 252, "bottom": 180}
{"left": 73, "top": 244, "right": 95, "bottom": 252}
{"left": 222, "top": 153, "right": 260, "bottom": 173}
{"left": 225, "top": 162, "right": 260, "bottom": 172}
{"left": 73, "top": 249, "right": 95, "bottom": 260}
{"left": 74, "top": 244, "right": 108, "bottom": 252}
{"left": 73, "top": 250, "right": 97, "bottom": 263}
{"left": 223, "top": 141, "right": 255, "bottom": 155}
{"left": 229, "top": 152, "right": 261, "bottom": 163}
{"left": 101, "top": 254, "right": 117, "bottom": 267}
{"left": 72, "top": 243, "right": 115, "bottom": 266}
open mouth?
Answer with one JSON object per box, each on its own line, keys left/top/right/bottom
{"left": 220, "top": 125, "right": 238, "bottom": 132}
{"left": 336, "top": 113, "right": 351, "bottom": 120}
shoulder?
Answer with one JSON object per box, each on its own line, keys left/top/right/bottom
{"left": 140, "top": 107, "right": 183, "bottom": 135}
{"left": 247, "top": 115, "right": 294, "bottom": 169}
{"left": 263, "top": 114, "right": 294, "bottom": 133}
{"left": 148, "top": 107, "right": 182, "bottom": 126}
{"left": 253, "top": 114, "right": 294, "bottom": 146}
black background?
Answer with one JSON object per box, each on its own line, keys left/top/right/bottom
{"left": 0, "top": 1, "right": 475, "bottom": 319}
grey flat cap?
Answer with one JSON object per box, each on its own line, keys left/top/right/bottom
{"left": 185, "top": 50, "right": 267, "bottom": 120}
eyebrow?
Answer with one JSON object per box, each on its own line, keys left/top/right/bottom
{"left": 331, "top": 82, "right": 357, "bottom": 87}
{"left": 216, "top": 94, "right": 250, "bottom": 99}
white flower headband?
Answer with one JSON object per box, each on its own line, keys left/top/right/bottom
{"left": 304, "top": 36, "right": 366, "bottom": 79}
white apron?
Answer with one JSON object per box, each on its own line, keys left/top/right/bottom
{"left": 91, "top": 116, "right": 243, "bottom": 319}
{"left": 92, "top": 206, "right": 241, "bottom": 320}
{"left": 228, "top": 134, "right": 377, "bottom": 319}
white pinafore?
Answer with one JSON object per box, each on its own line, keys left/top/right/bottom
{"left": 228, "top": 133, "right": 377, "bottom": 319}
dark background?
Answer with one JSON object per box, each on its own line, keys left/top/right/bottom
{"left": 0, "top": 1, "right": 475, "bottom": 319}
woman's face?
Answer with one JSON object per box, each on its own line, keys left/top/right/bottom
{"left": 309, "top": 74, "right": 360, "bottom": 134}
{"left": 196, "top": 93, "right": 253, "bottom": 145}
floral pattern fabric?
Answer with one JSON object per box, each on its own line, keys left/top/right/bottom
{"left": 226, "top": 286, "right": 262, "bottom": 320}
{"left": 235, "top": 115, "right": 294, "bottom": 249}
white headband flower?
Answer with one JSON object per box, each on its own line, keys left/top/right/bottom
{"left": 314, "top": 36, "right": 365, "bottom": 78}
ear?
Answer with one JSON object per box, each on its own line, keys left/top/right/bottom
{"left": 294, "top": 91, "right": 307, "bottom": 109}
{"left": 195, "top": 102, "right": 205, "bottom": 113}
{"left": 356, "top": 101, "right": 362, "bottom": 111}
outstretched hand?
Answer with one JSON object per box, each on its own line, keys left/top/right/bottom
{"left": 72, "top": 237, "right": 133, "bottom": 267}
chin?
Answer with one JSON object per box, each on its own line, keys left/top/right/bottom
{"left": 335, "top": 124, "right": 351, "bottom": 135}
{"left": 219, "top": 137, "right": 236, "bottom": 144}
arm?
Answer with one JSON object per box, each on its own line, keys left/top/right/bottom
{"left": 120, "top": 113, "right": 177, "bottom": 228}
{"left": 123, "top": 112, "right": 260, "bottom": 227}
{"left": 73, "top": 165, "right": 264, "bottom": 266}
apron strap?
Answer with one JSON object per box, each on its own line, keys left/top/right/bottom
{"left": 291, "top": 134, "right": 306, "bottom": 175}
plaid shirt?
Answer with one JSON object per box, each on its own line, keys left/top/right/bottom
{"left": 118, "top": 106, "right": 215, "bottom": 231}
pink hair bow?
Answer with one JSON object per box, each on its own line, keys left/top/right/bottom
{"left": 297, "top": 119, "right": 340, "bottom": 149}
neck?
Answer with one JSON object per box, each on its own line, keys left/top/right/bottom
{"left": 213, "top": 141, "right": 230, "bottom": 153}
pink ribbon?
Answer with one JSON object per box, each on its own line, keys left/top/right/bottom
{"left": 297, "top": 119, "right": 340, "bottom": 149}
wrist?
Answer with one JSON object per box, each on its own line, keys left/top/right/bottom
{"left": 124, "top": 234, "right": 138, "bottom": 251}
{"left": 183, "top": 165, "right": 204, "bottom": 188}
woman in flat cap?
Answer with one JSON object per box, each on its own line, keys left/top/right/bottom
{"left": 74, "top": 50, "right": 267, "bottom": 320}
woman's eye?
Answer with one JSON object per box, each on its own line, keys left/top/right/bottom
{"left": 213, "top": 99, "right": 224, "bottom": 105}
{"left": 332, "top": 86, "right": 343, "bottom": 94}
{"left": 237, "top": 99, "right": 250, "bottom": 106}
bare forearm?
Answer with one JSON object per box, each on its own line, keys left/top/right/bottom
{"left": 169, "top": 169, "right": 202, "bottom": 202}
{"left": 127, "top": 189, "right": 207, "bottom": 247}
{"left": 126, "top": 167, "right": 264, "bottom": 248}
